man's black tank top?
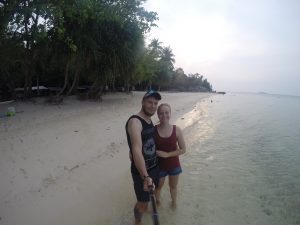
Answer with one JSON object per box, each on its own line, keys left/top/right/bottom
{"left": 125, "top": 115, "right": 158, "bottom": 173}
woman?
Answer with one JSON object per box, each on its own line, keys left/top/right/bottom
{"left": 154, "top": 103, "right": 186, "bottom": 209}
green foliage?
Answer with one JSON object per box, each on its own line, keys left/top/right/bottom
{"left": 0, "top": 0, "right": 212, "bottom": 100}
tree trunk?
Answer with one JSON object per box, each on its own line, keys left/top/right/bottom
{"left": 87, "top": 78, "right": 103, "bottom": 101}
{"left": 112, "top": 76, "right": 116, "bottom": 92}
{"left": 58, "top": 59, "right": 71, "bottom": 96}
{"left": 23, "top": 70, "right": 28, "bottom": 97}
{"left": 67, "top": 69, "right": 79, "bottom": 96}
{"left": 6, "top": 72, "right": 15, "bottom": 100}
{"left": 36, "top": 73, "right": 40, "bottom": 95}
{"left": 125, "top": 79, "right": 130, "bottom": 94}
{"left": 23, "top": 7, "right": 32, "bottom": 99}
{"left": 28, "top": 71, "right": 33, "bottom": 97}
{"left": 148, "top": 80, "right": 152, "bottom": 91}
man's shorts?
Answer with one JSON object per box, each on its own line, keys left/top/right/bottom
{"left": 159, "top": 166, "right": 182, "bottom": 178}
{"left": 131, "top": 165, "right": 159, "bottom": 202}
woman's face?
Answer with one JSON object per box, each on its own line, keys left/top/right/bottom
{"left": 157, "top": 105, "right": 171, "bottom": 123}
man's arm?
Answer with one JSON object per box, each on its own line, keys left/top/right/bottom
{"left": 127, "top": 118, "right": 152, "bottom": 188}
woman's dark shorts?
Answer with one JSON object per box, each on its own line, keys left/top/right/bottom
{"left": 131, "top": 165, "right": 159, "bottom": 202}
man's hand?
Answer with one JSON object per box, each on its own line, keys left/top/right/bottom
{"left": 143, "top": 176, "right": 155, "bottom": 191}
{"left": 156, "top": 150, "right": 169, "bottom": 158}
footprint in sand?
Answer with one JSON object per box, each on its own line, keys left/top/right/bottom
{"left": 263, "top": 208, "right": 272, "bottom": 216}
{"left": 63, "top": 164, "right": 80, "bottom": 172}
{"left": 98, "top": 142, "right": 121, "bottom": 159}
{"left": 19, "top": 168, "right": 28, "bottom": 179}
{"left": 10, "top": 143, "right": 14, "bottom": 151}
{"left": 107, "top": 142, "right": 120, "bottom": 153}
{"left": 42, "top": 174, "right": 57, "bottom": 188}
{"left": 10, "top": 176, "right": 15, "bottom": 184}
{"left": 107, "top": 142, "right": 116, "bottom": 149}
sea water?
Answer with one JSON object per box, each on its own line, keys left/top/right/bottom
{"left": 121, "top": 93, "right": 300, "bottom": 225}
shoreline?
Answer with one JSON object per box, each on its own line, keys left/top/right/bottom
{"left": 0, "top": 91, "right": 213, "bottom": 225}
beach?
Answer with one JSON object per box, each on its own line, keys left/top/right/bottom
{"left": 0, "top": 91, "right": 212, "bottom": 225}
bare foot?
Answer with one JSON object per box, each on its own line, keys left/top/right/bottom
{"left": 156, "top": 199, "right": 161, "bottom": 207}
{"left": 170, "top": 201, "right": 177, "bottom": 211}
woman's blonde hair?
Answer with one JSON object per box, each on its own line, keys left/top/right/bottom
{"left": 157, "top": 103, "right": 171, "bottom": 113}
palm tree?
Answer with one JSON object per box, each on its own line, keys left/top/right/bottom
{"left": 160, "top": 46, "right": 175, "bottom": 70}
{"left": 148, "top": 38, "right": 163, "bottom": 59}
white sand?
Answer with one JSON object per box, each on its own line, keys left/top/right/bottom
{"left": 0, "top": 91, "right": 212, "bottom": 225}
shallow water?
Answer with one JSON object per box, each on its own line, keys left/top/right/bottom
{"left": 121, "top": 93, "right": 300, "bottom": 225}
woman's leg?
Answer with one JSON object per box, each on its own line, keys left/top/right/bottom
{"left": 154, "top": 177, "right": 166, "bottom": 206}
{"left": 168, "top": 175, "right": 179, "bottom": 209}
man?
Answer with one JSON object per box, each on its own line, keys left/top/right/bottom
{"left": 125, "top": 90, "right": 161, "bottom": 225}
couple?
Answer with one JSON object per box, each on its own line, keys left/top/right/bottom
{"left": 125, "top": 90, "right": 186, "bottom": 225}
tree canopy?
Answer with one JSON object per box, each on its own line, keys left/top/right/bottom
{"left": 0, "top": 0, "right": 212, "bottom": 101}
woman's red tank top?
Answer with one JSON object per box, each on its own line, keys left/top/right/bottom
{"left": 155, "top": 125, "right": 181, "bottom": 171}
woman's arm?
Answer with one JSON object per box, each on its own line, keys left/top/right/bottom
{"left": 156, "top": 126, "right": 186, "bottom": 158}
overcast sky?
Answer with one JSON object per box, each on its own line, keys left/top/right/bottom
{"left": 144, "top": 0, "right": 300, "bottom": 96}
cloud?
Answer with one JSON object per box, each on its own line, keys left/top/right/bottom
{"left": 144, "top": 0, "right": 300, "bottom": 95}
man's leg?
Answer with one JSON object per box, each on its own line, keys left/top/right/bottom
{"left": 134, "top": 201, "right": 148, "bottom": 225}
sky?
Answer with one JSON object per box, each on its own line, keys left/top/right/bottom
{"left": 144, "top": 0, "right": 300, "bottom": 96}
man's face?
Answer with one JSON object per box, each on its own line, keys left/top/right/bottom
{"left": 142, "top": 97, "right": 159, "bottom": 117}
